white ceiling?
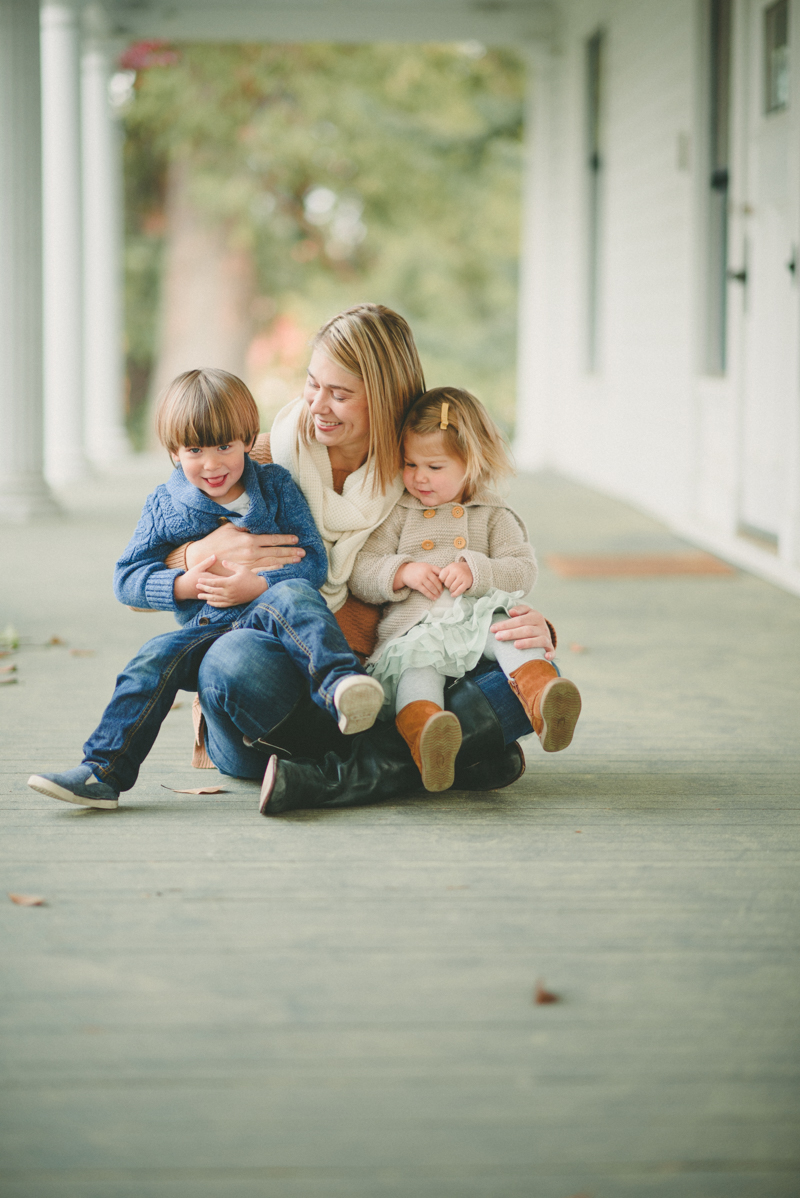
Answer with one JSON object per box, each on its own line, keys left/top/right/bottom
{"left": 107, "top": 0, "right": 555, "bottom": 46}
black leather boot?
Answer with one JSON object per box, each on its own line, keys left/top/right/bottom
{"left": 259, "top": 676, "right": 525, "bottom": 815}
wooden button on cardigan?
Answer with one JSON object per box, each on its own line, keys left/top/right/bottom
{"left": 349, "top": 489, "right": 537, "bottom": 663}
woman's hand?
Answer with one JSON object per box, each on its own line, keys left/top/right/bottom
{"left": 196, "top": 561, "right": 268, "bottom": 608}
{"left": 395, "top": 561, "right": 443, "bottom": 600}
{"left": 490, "top": 605, "right": 555, "bottom": 658}
{"left": 438, "top": 561, "right": 473, "bottom": 597}
{"left": 184, "top": 524, "right": 306, "bottom": 576}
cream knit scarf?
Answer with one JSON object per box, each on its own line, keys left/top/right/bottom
{"left": 270, "top": 397, "right": 403, "bottom": 612}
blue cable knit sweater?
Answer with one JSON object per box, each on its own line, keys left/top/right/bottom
{"left": 113, "top": 455, "right": 328, "bottom": 627}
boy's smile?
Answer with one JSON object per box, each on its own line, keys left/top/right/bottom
{"left": 174, "top": 441, "right": 249, "bottom": 504}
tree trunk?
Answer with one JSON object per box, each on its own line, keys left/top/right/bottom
{"left": 145, "top": 159, "right": 256, "bottom": 449}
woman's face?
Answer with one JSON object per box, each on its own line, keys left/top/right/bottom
{"left": 303, "top": 347, "right": 370, "bottom": 459}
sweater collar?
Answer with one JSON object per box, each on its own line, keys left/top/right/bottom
{"left": 397, "top": 487, "right": 506, "bottom": 510}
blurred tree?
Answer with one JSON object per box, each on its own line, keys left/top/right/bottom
{"left": 121, "top": 41, "right": 524, "bottom": 447}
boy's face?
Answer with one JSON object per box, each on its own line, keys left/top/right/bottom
{"left": 174, "top": 441, "right": 250, "bottom": 504}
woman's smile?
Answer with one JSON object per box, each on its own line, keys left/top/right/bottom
{"left": 303, "top": 347, "right": 370, "bottom": 464}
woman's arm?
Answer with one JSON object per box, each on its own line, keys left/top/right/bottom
{"left": 175, "top": 525, "right": 308, "bottom": 576}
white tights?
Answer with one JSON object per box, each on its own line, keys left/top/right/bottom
{"left": 394, "top": 625, "right": 547, "bottom": 714}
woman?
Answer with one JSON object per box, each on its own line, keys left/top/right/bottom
{"left": 166, "top": 304, "right": 556, "bottom": 812}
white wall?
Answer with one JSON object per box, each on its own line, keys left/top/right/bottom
{"left": 517, "top": 0, "right": 800, "bottom": 594}
{"left": 519, "top": 0, "right": 698, "bottom": 524}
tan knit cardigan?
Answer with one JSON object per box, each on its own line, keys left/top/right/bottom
{"left": 348, "top": 490, "right": 537, "bottom": 664}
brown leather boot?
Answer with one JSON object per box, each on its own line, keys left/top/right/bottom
{"left": 508, "top": 660, "right": 582, "bottom": 753}
{"left": 396, "top": 700, "right": 463, "bottom": 792}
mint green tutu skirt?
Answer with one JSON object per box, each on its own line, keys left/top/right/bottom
{"left": 368, "top": 587, "right": 524, "bottom": 716}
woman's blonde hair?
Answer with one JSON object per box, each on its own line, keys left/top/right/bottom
{"left": 156, "top": 369, "right": 260, "bottom": 455}
{"left": 401, "top": 386, "right": 513, "bottom": 502}
{"left": 302, "top": 303, "right": 425, "bottom": 493}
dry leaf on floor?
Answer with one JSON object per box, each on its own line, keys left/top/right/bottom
{"left": 569, "top": 642, "right": 588, "bottom": 654}
{"left": 47, "top": 635, "right": 67, "bottom": 646}
{"left": 170, "top": 702, "right": 183, "bottom": 710}
{"left": 70, "top": 649, "right": 95, "bottom": 657}
{"left": 8, "top": 893, "right": 45, "bottom": 906}
{"left": 160, "top": 784, "right": 225, "bottom": 795}
{"left": 534, "top": 980, "right": 560, "bottom": 1004}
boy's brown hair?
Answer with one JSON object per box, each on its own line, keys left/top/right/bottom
{"left": 401, "top": 386, "right": 513, "bottom": 502}
{"left": 156, "top": 369, "right": 260, "bottom": 455}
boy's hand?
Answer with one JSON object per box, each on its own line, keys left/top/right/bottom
{"left": 438, "top": 561, "right": 473, "bottom": 597}
{"left": 173, "top": 554, "right": 217, "bottom": 602}
{"left": 394, "top": 561, "right": 443, "bottom": 600}
{"left": 196, "top": 560, "right": 268, "bottom": 608}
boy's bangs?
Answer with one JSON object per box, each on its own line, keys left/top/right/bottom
{"left": 180, "top": 400, "right": 240, "bottom": 449}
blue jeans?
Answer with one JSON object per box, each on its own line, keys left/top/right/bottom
{"left": 82, "top": 579, "right": 365, "bottom": 792}
{"left": 197, "top": 635, "right": 535, "bottom": 782}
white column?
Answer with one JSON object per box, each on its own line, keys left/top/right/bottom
{"left": 41, "top": 1, "right": 88, "bottom": 485}
{"left": 514, "top": 45, "right": 554, "bottom": 472}
{"left": 81, "top": 2, "right": 130, "bottom": 466}
{"left": 0, "top": 0, "right": 58, "bottom": 519}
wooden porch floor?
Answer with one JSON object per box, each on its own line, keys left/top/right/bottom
{"left": 1, "top": 461, "right": 798, "bottom": 1198}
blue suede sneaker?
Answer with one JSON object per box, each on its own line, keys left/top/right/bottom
{"left": 27, "top": 765, "right": 119, "bottom": 809}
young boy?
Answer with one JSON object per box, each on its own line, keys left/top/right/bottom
{"left": 27, "top": 368, "right": 383, "bottom": 810}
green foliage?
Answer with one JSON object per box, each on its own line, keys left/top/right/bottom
{"left": 122, "top": 41, "right": 524, "bottom": 439}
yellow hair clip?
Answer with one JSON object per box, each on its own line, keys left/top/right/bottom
{"left": 439, "top": 402, "right": 449, "bottom": 431}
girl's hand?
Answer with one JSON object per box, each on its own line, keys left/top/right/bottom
{"left": 439, "top": 561, "right": 473, "bottom": 597}
{"left": 173, "top": 554, "right": 217, "bottom": 602}
{"left": 185, "top": 525, "right": 305, "bottom": 574}
{"left": 490, "top": 605, "right": 555, "bottom": 658}
{"left": 196, "top": 560, "right": 268, "bottom": 608}
{"left": 395, "top": 561, "right": 443, "bottom": 600}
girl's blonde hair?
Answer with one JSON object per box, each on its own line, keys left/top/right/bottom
{"left": 302, "top": 303, "right": 425, "bottom": 493}
{"left": 401, "top": 387, "right": 513, "bottom": 502}
{"left": 156, "top": 369, "right": 260, "bottom": 455}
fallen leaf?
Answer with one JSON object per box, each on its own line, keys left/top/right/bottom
{"left": 47, "top": 635, "right": 67, "bottom": 646}
{"left": 575, "top": 829, "right": 582, "bottom": 833}
{"left": 70, "top": 649, "right": 95, "bottom": 657}
{"left": 8, "top": 893, "right": 45, "bottom": 906}
{"left": 160, "top": 784, "right": 225, "bottom": 795}
{"left": 534, "top": 979, "right": 560, "bottom": 1004}
{"left": 0, "top": 625, "right": 19, "bottom": 650}
{"left": 170, "top": 701, "right": 183, "bottom": 710}
{"left": 569, "top": 642, "right": 588, "bottom": 654}
{"left": 0, "top": 664, "right": 17, "bottom": 673}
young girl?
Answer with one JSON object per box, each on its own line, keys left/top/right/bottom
{"left": 349, "top": 387, "right": 582, "bottom": 792}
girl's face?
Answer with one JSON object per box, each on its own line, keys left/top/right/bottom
{"left": 303, "top": 347, "right": 370, "bottom": 458}
{"left": 402, "top": 431, "right": 467, "bottom": 507}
